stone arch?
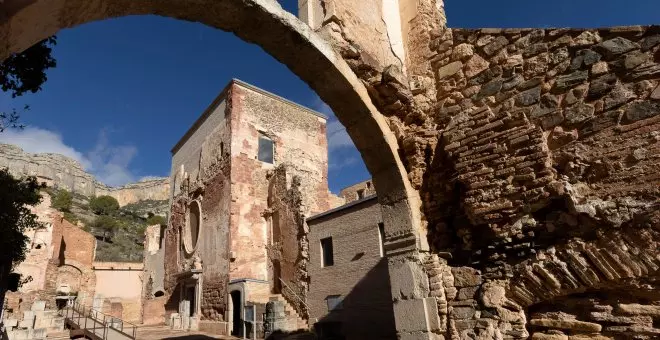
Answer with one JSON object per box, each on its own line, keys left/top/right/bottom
{"left": 0, "top": 0, "right": 424, "bottom": 252}
{"left": 506, "top": 227, "right": 660, "bottom": 308}
{"left": 56, "top": 259, "right": 96, "bottom": 304}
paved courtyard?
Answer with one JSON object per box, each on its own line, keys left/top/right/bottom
{"left": 135, "top": 325, "right": 238, "bottom": 340}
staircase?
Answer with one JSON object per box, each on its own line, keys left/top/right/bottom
{"left": 269, "top": 294, "right": 309, "bottom": 331}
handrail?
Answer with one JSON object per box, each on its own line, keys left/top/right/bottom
{"left": 278, "top": 278, "right": 309, "bottom": 314}
{"left": 63, "top": 301, "right": 138, "bottom": 339}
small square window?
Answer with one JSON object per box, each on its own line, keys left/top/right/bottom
{"left": 357, "top": 189, "right": 365, "bottom": 199}
{"left": 321, "top": 237, "right": 334, "bottom": 267}
{"left": 326, "top": 295, "right": 343, "bottom": 311}
{"left": 258, "top": 135, "right": 274, "bottom": 164}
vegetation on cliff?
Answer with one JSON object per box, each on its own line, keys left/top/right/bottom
{"left": 46, "top": 188, "right": 166, "bottom": 262}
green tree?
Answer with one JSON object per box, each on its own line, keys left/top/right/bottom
{"left": 51, "top": 189, "right": 73, "bottom": 212}
{"left": 91, "top": 215, "right": 120, "bottom": 242}
{"left": 146, "top": 214, "right": 166, "bottom": 226}
{"left": 1, "top": 36, "right": 57, "bottom": 131}
{"left": 1, "top": 37, "right": 57, "bottom": 98}
{"left": 89, "top": 195, "right": 120, "bottom": 215}
{"left": 0, "top": 169, "right": 44, "bottom": 266}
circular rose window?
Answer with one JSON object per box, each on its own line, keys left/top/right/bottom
{"left": 184, "top": 200, "right": 202, "bottom": 253}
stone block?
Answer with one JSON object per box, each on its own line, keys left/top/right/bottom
{"left": 18, "top": 319, "right": 34, "bottom": 329}
{"left": 199, "top": 321, "right": 229, "bottom": 335}
{"left": 452, "top": 306, "right": 476, "bottom": 319}
{"left": 389, "top": 256, "right": 429, "bottom": 300}
{"left": 393, "top": 298, "right": 432, "bottom": 333}
{"left": 529, "top": 319, "right": 602, "bottom": 332}
{"left": 457, "top": 286, "right": 479, "bottom": 300}
{"left": 451, "top": 267, "right": 482, "bottom": 287}
{"left": 532, "top": 333, "right": 568, "bottom": 340}
{"left": 4, "top": 318, "right": 18, "bottom": 328}
{"left": 22, "top": 311, "right": 35, "bottom": 322}
{"left": 30, "top": 301, "right": 46, "bottom": 311}
{"left": 423, "top": 297, "right": 443, "bottom": 334}
{"left": 32, "top": 328, "right": 47, "bottom": 339}
{"left": 437, "top": 61, "right": 463, "bottom": 79}
{"left": 8, "top": 329, "right": 29, "bottom": 340}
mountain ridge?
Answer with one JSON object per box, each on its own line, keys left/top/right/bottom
{"left": 0, "top": 143, "right": 170, "bottom": 206}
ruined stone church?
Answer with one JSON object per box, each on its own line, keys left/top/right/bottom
{"left": 143, "top": 79, "right": 339, "bottom": 336}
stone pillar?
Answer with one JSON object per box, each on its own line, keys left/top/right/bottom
{"left": 297, "top": 0, "right": 324, "bottom": 29}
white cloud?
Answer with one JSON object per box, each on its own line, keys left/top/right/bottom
{"left": 0, "top": 126, "right": 154, "bottom": 187}
{"left": 86, "top": 129, "right": 139, "bottom": 187}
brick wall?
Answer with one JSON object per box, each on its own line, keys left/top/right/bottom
{"left": 307, "top": 198, "right": 396, "bottom": 339}
{"left": 338, "top": 180, "right": 376, "bottom": 203}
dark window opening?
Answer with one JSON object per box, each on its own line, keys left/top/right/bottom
{"left": 258, "top": 135, "right": 274, "bottom": 164}
{"left": 366, "top": 181, "right": 372, "bottom": 189}
{"left": 326, "top": 295, "right": 343, "bottom": 311}
{"left": 321, "top": 237, "right": 334, "bottom": 267}
{"left": 272, "top": 211, "right": 281, "bottom": 244}
{"left": 378, "top": 223, "right": 385, "bottom": 257}
{"left": 357, "top": 189, "right": 365, "bottom": 199}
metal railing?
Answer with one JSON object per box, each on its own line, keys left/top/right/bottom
{"left": 61, "top": 302, "right": 137, "bottom": 340}
{"left": 278, "top": 278, "right": 309, "bottom": 314}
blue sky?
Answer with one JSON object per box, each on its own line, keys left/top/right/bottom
{"left": 0, "top": 0, "right": 658, "bottom": 192}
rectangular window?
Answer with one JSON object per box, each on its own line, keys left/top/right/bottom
{"left": 378, "top": 223, "right": 385, "bottom": 257}
{"left": 258, "top": 135, "right": 274, "bottom": 164}
{"left": 326, "top": 295, "right": 343, "bottom": 311}
{"left": 357, "top": 189, "right": 365, "bottom": 200}
{"left": 320, "top": 237, "right": 334, "bottom": 267}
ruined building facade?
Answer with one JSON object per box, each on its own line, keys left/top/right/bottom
{"left": 143, "top": 79, "right": 334, "bottom": 336}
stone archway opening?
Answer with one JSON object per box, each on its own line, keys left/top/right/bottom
{"left": 1, "top": 1, "right": 430, "bottom": 338}
{"left": 0, "top": 0, "right": 427, "bottom": 265}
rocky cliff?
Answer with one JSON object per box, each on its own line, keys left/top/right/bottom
{"left": 0, "top": 143, "right": 170, "bottom": 206}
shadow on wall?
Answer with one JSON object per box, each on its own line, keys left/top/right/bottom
{"left": 267, "top": 258, "right": 396, "bottom": 340}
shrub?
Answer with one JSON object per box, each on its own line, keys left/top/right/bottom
{"left": 51, "top": 189, "right": 73, "bottom": 212}
{"left": 89, "top": 195, "right": 119, "bottom": 215}
{"left": 91, "top": 215, "right": 120, "bottom": 241}
{"left": 62, "top": 211, "right": 79, "bottom": 225}
{"left": 146, "top": 214, "right": 167, "bottom": 226}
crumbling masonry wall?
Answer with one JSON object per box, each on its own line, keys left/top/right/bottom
{"left": 228, "top": 82, "right": 329, "bottom": 287}
{"left": 304, "top": 1, "right": 659, "bottom": 339}
{"left": 266, "top": 165, "right": 311, "bottom": 318}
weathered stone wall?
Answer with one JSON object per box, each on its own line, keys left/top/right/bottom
{"left": 306, "top": 3, "right": 659, "bottom": 337}
{"left": 93, "top": 262, "right": 143, "bottom": 323}
{"left": 266, "top": 165, "right": 310, "bottom": 317}
{"left": 400, "top": 24, "right": 660, "bottom": 340}
{"left": 166, "top": 85, "right": 233, "bottom": 323}
{"left": 228, "top": 81, "right": 330, "bottom": 284}
{"left": 307, "top": 197, "right": 396, "bottom": 339}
